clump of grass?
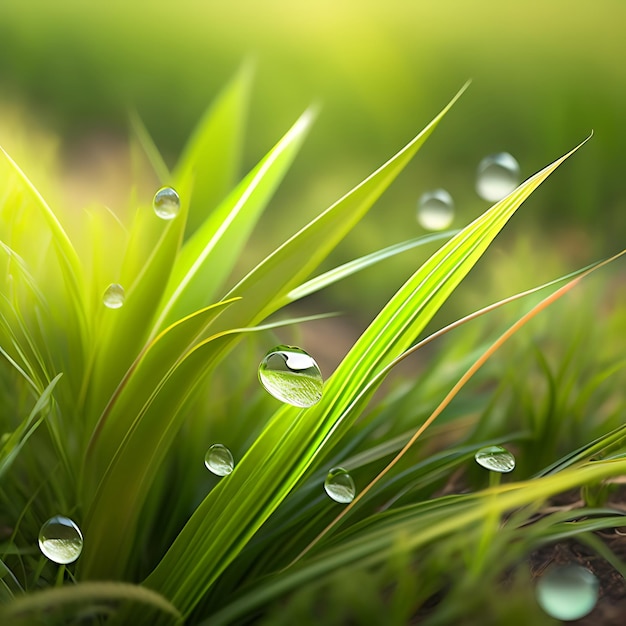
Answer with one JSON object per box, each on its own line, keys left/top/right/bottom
{"left": 1, "top": 70, "right": 625, "bottom": 625}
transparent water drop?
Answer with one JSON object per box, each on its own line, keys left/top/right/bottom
{"left": 258, "top": 346, "right": 323, "bottom": 408}
{"left": 535, "top": 565, "right": 599, "bottom": 621}
{"left": 153, "top": 186, "right": 180, "bottom": 220}
{"left": 102, "top": 283, "right": 125, "bottom": 309}
{"left": 476, "top": 152, "right": 520, "bottom": 202}
{"left": 204, "top": 444, "right": 235, "bottom": 476}
{"left": 474, "top": 445, "right": 516, "bottom": 473}
{"left": 417, "top": 189, "right": 454, "bottom": 231}
{"left": 38, "top": 516, "right": 83, "bottom": 564}
{"left": 324, "top": 467, "right": 356, "bottom": 504}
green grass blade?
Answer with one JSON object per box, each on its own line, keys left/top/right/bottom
{"left": 152, "top": 108, "right": 314, "bottom": 333}
{"left": 282, "top": 231, "right": 456, "bottom": 305}
{"left": 129, "top": 109, "right": 171, "bottom": 184}
{"left": 214, "top": 82, "right": 471, "bottom": 332}
{"left": 143, "top": 138, "right": 586, "bottom": 616}
{"left": 173, "top": 63, "right": 252, "bottom": 239}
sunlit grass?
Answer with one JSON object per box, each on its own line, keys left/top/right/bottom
{"left": 0, "top": 72, "right": 625, "bottom": 625}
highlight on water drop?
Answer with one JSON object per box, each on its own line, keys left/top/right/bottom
{"left": 204, "top": 444, "right": 235, "bottom": 476}
{"left": 475, "top": 152, "right": 520, "bottom": 202}
{"left": 153, "top": 186, "right": 181, "bottom": 220}
{"left": 535, "top": 564, "right": 599, "bottom": 621}
{"left": 38, "top": 515, "right": 84, "bottom": 564}
{"left": 474, "top": 445, "right": 516, "bottom": 473}
{"left": 416, "top": 189, "right": 454, "bottom": 231}
{"left": 324, "top": 467, "right": 356, "bottom": 504}
{"left": 258, "top": 345, "right": 323, "bottom": 408}
{"left": 102, "top": 283, "right": 125, "bottom": 309}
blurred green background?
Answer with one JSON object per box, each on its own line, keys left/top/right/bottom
{"left": 0, "top": 0, "right": 624, "bottom": 324}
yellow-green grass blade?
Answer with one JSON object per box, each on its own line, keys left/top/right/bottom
{"left": 152, "top": 107, "right": 314, "bottom": 333}
{"left": 79, "top": 310, "right": 327, "bottom": 579}
{"left": 213, "top": 83, "right": 470, "bottom": 334}
{"left": 143, "top": 140, "right": 586, "bottom": 615}
{"left": 173, "top": 63, "right": 252, "bottom": 239}
{"left": 0, "top": 581, "right": 182, "bottom": 625}
{"left": 204, "top": 459, "right": 626, "bottom": 626}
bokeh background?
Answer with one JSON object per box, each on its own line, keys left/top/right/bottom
{"left": 0, "top": 0, "right": 624, "bottom": 333}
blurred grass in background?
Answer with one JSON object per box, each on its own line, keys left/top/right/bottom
{"left": 0, "top": 0, "right": 623, "bottom": 321}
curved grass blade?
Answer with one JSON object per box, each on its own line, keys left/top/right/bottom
{"left": 142, "top": 137, "right": 587, "bottom": 616}
{"left": 0, "top": 581, "right": 181, "bottom": 625}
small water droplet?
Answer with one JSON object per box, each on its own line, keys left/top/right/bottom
{"left": 535, "top": 565, "right": 599, "bottom": 621}
{"left": 476, "top": 153, "right": 520, "bottom": 202}
{"left": 153, "top": 186, "right": 180, "bottom": 220}
{"left": 204, "top": 444, "right": 234, "bottom": 476}
{"left": 324, "top": 467, "right": 356, "bottom": 503}
{"left": 417, "top": 189, "right": 454, "bottom": 231}
{"left": 103, "top": 283, "right": 125, "bottom": 309}
{"left": 258, "top": 346, "right": 323, "bottom": 408}
{"left": 38, "top": 516, "right": 83, "bottom": 564}
{"left": 474, "top": 445, "right": 516, "bottom": 473}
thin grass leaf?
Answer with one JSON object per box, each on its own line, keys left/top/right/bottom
{"left": 143, "top": 136, "right": 587, "bottom": 617}
{"left": 129, "top": 110, "right": 171, "bottom": 184}
{"left": 0, "top": 373, "right": 61, "bottom": 482}
{"left": 282, "top": 231, "right": 457, "bottom": 305}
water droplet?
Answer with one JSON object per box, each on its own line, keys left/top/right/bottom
{"left": 417, "top": 189, "right": 454, "bottom": 231}
{"left": 474, "top": 445, "right": 516, "bottom": 473}
{"left": 476, "top": 153, "right": 520, "bottom": 202}
{"left": 102, "top": 283, "right": 125, "bottom": 309}
{"left": 324, "top": 467, "right": 356, "bottom": 503}
{"left": 204, "top": 444, "right": 234, "bottom": 476}
{"left": 258, "top": 346, "right": 323, "bottom": 408}
{"left": 38, "top": 516, "right": 83, "bottom": 564}
{"left": 153, "top": 186, "right": 180, "bottom": 220}
{"left": 535, "top": 565, "right": 599, "bottom": 621}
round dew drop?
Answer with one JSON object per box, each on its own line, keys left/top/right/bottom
{"left": 324, "top": 467, "right": 356, "bottom": 504}
{"left": 38, "top": 516, "right": 83, "bottom": 564}
{"left": 102, "top": 283, "right": 125, "bottom": 309}
{"left": 535, "top": 565, "right": 599, "bottom": 621}
{"left": 475, "top": 152, "right": 520, "bottom": 202}
{"left": 258, "top": 345, "right": 323, "bottom": 408}
{"left": 474, "top": 445, "right": 516, "bottom": 473}
{"left": 205, "top": 444, "right": 234, "bottom": 476}
{"left": 153, "top": 186, "right": 180, "bottom": 220}
{"left": 417, "top": 189, "right": 454, "bottom": 231}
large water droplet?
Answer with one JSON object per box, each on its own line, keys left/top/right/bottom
{"left": 153, "top": 186, "right": 180, "bottom": 220}
{"left": 476, "top": 153, "right": 520, "bottom": 202}
{"left": 258, "top": 346, "right": 323, "bottom": 408}
{"left": 102, "top": 283, "right": 125, "bottom": 309}
{"left": 474, "top": 445, "right": 516, "bottom": 473}
{"left": 535, "top": 565, "right": 599, "bottom": 621}
{"left": 417, "top": 189, "right": 454, "bottom": 231}
{"left": 38, "top": 516, "right": 83, "bottom": 564}
{"left": 204, "top": 444, "right": 234, "bottom": 476}
{"left": 324, "top": 467, "right": 356, "bottom": 504}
